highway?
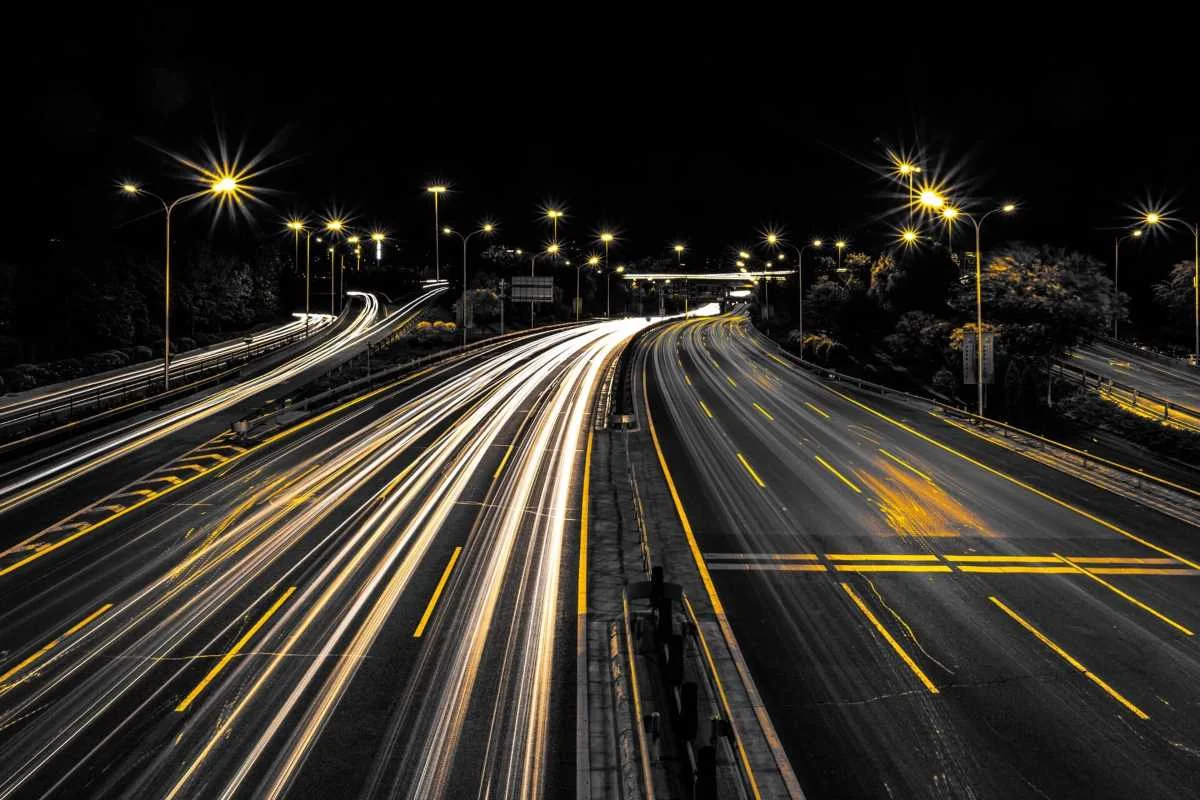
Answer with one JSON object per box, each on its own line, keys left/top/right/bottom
{"left": 0, "top": 289, "right": 440, "bottom": 526}
{"left": 636, "top": 314, "right": 1200, "bottom": 798}
{"left": 0, "top": 317, "right": 648, "bottom": 798}
{"left": 0, "top": 313, "right": 336, "bottom": 434}
{"left": 1070, "top": 342, "right": 1200, "bottom": 413}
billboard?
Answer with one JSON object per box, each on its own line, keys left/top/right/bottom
{"left": 511, "top": 276, "right": 554, "bottom": 303}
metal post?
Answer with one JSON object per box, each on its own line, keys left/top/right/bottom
{"left": 433, "top": 191, "right": 440, "bottom": 281}
{"left": 975, "top": 220, "right": 985, "bottom": 417}
{"left": 330, "top": 245, "right": 336, "bottom": 316}
{"left": 462, "top": 236, "right": 469, "bottom": 347}
{"left": 304, "top": 232, "right": 312, "bottom": 336}
{"left": 1113, "top": 235, "right": 1120, "bottom": 339}
{"left": 163, "top": 205, "right": 172, "bottom": 390}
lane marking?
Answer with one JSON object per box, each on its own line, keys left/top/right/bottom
{"left": 705, "top": 552, "right": 820, "bottom": 561}
{"left": 827, "top": 553, "right": 939, "bottom": 562}
{"left": 699, "top": 400, "right": 714, "bottom": 419}
{"left": 684, "top": 373, "right": 692, "bottom": 386}
{"left": 0, "top": 603, "right": 113, "bottom": 688}
{"left": 878, "top": 449, "right": 933, "bottom": 482}
{"left": 726, "top": 375, "right": 738, "bottom": 387}
{"left": 841, "top": 582, "right": 939, "bottom": 694}
{"left": 835, "top": 564, "right": 952, "bottom": 573}
{"left": 804, "top": 401, "right": 830, "bottom": 419}
{"left": 814, "top": 455, "right": 862, "bottom": 494}
{"left": 1053, "top": 553, "right": 1194, "bottom": 636}
{"left": 493, "top": 444, "right": 514, "bottom": 479}
{"left": 736, "top": 452, "right": 767, "bottom": 488}
{"left": 752, "top": 402, "right": 775, "bottom": 422}
{"left": 709, "top": 563, "right": 827, "bottom": 572}
{"left": 175, "top": 587, "right": 296, "bottom": 712}
{"left": 813, "top": 382, "right": 1200, "bottom": 571}
{"left": 413, "top": 547, "right": 463, "bottom": 638}
{"left": 988, "top": 595, "right": 1148, "bottom": 719}
{"left": 578, "top": 432, "right": 593, "bottom": 616}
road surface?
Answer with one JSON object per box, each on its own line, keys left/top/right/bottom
{"left": 638, "top": 314, "right": 1200, "bottom": 798}
{"left": 0, "top": 317, "right": 648, "bottom": 799}
{"left": 1070, "top": 343, "right": 1200, "bottom": 413}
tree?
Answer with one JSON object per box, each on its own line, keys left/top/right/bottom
{"left": 869, "top": 245, "right": 958, "bottom": 315}
{"left": 1150, "top": 260, "right": 1197, "bottom": 348}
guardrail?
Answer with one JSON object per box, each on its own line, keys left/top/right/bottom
{"left": 1053, "top": 359, "right": 1200, "bottom": 429}
{"left": 0, "top": 320, "right": 331, "bottom": 438}
{"left": 770, "top": 337, "right": 1200, "bottom": 501}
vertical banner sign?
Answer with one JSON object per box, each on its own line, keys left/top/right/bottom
{"left": 963, "top": 332, "right": 996, "bottom": 384}
{"left": 963, "top": 332, "right": 976, "bottom": 384}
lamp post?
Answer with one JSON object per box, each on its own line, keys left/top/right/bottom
{"left": 530, "top": 242, "right": 559, "bottom": 327}
{"left": 287, "top": 219, "right": 304, "bottom": 275}
{"left": 426, "top": 185, "right": 447, "bottom": 280}
{"left": 1141, "top": 211, "right": 1200, "bottom": 361}
{"left": 546, "top": 208, "right": 564, "bottom": 241}
{"left": 600, "top": 232, "right": 615, "bottom": 317}
{"left": 673, "top": 244, "right": 687, "bottom": 315}
{"left": 120, "top": 175, "right": 241, "bottom": 389}
{"left": 581, "top": 256, "right": 599, "bottom": 321}
{"left": 324, "top": 218, "right": 346, "bottom": 315}
{"left": 941, "top": 203, "right": 1016, "bottom": 417}
{"left": 1113, "top": 228, "right": 1143, "bottom": 339}
{"left": 443, "top": 223, "right": 496, "bottom": 346}
{"left": 371, "top": 231, "right": 386, "bottom": 267}
{"left": 895, "top": 160, "right": 921, "bottom": 227}
{"left": 835, "top": 241, "right": 847, "bottom": 272}
{"left": 608, "top": 265, "right": 625, "bottom": 318}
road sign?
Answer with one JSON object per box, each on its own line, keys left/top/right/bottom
{"left": 962, "top": 331, "right": 996, "bottom": 384}
{"left": 511, "top": 276, "right": 553, "bottom": 302}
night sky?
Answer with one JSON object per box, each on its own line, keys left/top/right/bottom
{"left": 7, "top": 13, "right": 1198, "bottom": 287}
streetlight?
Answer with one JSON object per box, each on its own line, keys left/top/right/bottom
{"left": 443, "top": 222, "right": 496, "bottom": 346}
{"left": 1141, "top": 210, "right": 1200, "bottom": 360}
{"left": 371, "top": 231, "right": 386, "bottom": 266}
{"left": 598, "top": 232, "right": 616, "bottom": 317}
{"left": 835, "top": 240, "right": 847, "bottom": 271}
{"left": 120, "top": 172, "right": 244, "bottom": 389}
{"left": 580, "top": 255, "right": 600, "bottom": 321}
{"left": 324, "top": 218, "right": 346, "bottom": 315}
{"left": 894, "top": 158, "right": 922, "bottom": 226}
{"left": 674, "top": 244, "right": 687, "bottom": 314}
{"left": 765, "top": 233, "right": 823, "bottom": 345}
{"left": 899, "top": 228, "right": 919, "bottom": 246}
{"left": 546, "top": 208, "right": 564, "bottom": 240}
{"left": 940, "top": 202, "right": 1017, "bottom": 417}
{"left": 608, "top": 265, "right": 625, "bottom": 319}
{"left": 530, "top": 242, "right": 559, "bottom": 327}
{"left": 426, "top": 185, "right": 447, "bottom": 280}
{"left": 1113, "top": 228, "right": 1143, "bottom": 339}
{"left": 286, "top": 218, "right": 305, "bottom": 275}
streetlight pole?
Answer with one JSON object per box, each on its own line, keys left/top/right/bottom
{"left": 1140, "top": 212, "right": 1200, "bottom": 361}
{"left": 121, "top": 178, "right": 240, "bottom": 389}
{"left": 304, "top": 231, "right": 313, "bottom": 334}
{"left": 371, "top": 231, "right": 385, "bottom": 267}
{"left": 674, "top": 244, "right": 687, "bottom": 316}
{"left": 600, "top": 232, "right": 615, "bottom": 318}
{"left": 581, "top": 256, "right": 599, "bottom": 322}
{"left": 1113, "top": 229, "right": 1142, "bottom": 339}
{"left": 529, "top": 243, "right": 559, "bottom": 328}
{"left": 945, "top": 204, "right": 1016, "bottom": 417}
{"left": 444, "top": 223, "right": 495, "bottom": 346}
{"left": 323, "top": 218, "right": 346, "bottom": 316}
{"left": 426, "top": 185, "right": 447, "bottom": 281}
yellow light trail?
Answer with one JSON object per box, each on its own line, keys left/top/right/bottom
{"left": 841, "top": 583, "right": 939, "bottom": 694}
{"left": 413, "top": 547, "right": 463, "bottom": 638}
{"left": 814, "top": 455, "right": 862, "bottom": 494}
{"left": 752, "top": 402, "right": 774, "bottom": 421}
{"left": 804, "top": 401, "right": 830, "bottom": 419}
{"left": 0, "top": 604, "right": 112, "bottom": 689}
{"left": 989, "top": 596, "right": 1149, "bottom": 719}
{"left": 699, "top": 400, "right": 714, "bottom": 418}
{"left": 175, "top": 586, "right": 296, "bottom": 712}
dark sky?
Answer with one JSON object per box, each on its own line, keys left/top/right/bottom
{"left": 6, "top": 12, "right": 1199, "bottom": 283}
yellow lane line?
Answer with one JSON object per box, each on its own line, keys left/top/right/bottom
{"left": 684, "top": 374, "right": 692, "bottom": 386}
{"left": 768, "top": 354, "right": 790, "bottom": 367}
{"left": 0, "top": 366, "right": 438, "bottom": 580}
{"left": 946, "top": 555, "right": 1060, "bottom": 563}
{"left": 493, "top": 444, "right": 515, "bottom": 479}
{"left": 578, "top": 432, "right": 593, "bottom": 616}
{"left": 1054, "top": 553, "right": 1194, "bottom": 636}
{"left": 817, "top": 383, "right": 1200, "bottom": 572}
{"left": 835, "top": 565, "right": 953, "bottom": 573}
{"left": 699, "top": 400, "right": 714, "bottom": 419}
{"left": 175, "top": 586, "right": 296, "bottom": 712}
{"left": 804, "top": 401, "right": 830, "bottom": 419}
{"left": 0, "top": 603, "right": 113, "bottom": 687}
{"left": 814, "top": 455, "right": 862, "bottom": 494}
{"left": 709, "top": 563, "right": 828, "bottom": 572}
{"left": 841, "top": 583, "right": 939, "bottom": 694}
{"left": 736, "top": 452, "right": 767, "bottom": 488}
{"left": 961, "top": 566, "right": 1076, "bottom": 574}
{"left": 413, "top": 547, "right": 463, "bottom": 638}
{"left": 705, "top": 553, "right": 820, "bottom": 561}
{"left": 878, "top": 448, "right": 933, "bottom": 482}
{"left": 988, "top": 595, "right": 1148, "bottom": 719}
{"left": 827, "top": 553, "right": 940, "bottom": 562}
{"left": 726, "top": 375, "right": 738, "bottom": 387}
{"left": 752, "top": 402, "right": 775, "bottom": 421}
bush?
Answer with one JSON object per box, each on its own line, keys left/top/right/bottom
{"left": 1057, "top": 390, "right": 1200, "bottom": 464}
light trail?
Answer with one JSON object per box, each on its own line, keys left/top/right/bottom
{"left": 0, "top": 314, "right": 649, "bottom": 799}
{"left": 0, "top": 314, "right": 335, "bottom": 432}
{"left": 0, "top": 289, "right": 440, "bottom": 515}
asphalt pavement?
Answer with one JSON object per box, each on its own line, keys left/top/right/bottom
{"left": 0, "top": 317, "right": 649, "bottom": 799}
{"left": 639, "top": 314, "right": 1200, "bottom": 799}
